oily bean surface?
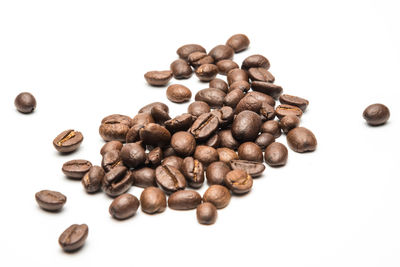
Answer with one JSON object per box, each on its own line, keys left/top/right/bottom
{"left": 226, "top": 34, "right": 250, "bottom": 52}
{"left": 132, "top": 167, "right": 156, "bottom": 188}
{"left": 102, "top": 166, "right": 133, "bottom": 197}
{"left": 171, "top": 131, "right": 196, "bottom": 157}
{"left": 35, "top": 190, "right": 67, "bottom": 211}
{"left": 82, "top": 166, "right": 105, "bottom": 193}
{"left": 140, "top": 187, "right": 167, "bottom": 214}
{"left": 62, "top": 159, "right": 92, "bottom": 179}
{"left": 53, "top": 129, "right": 84, "bottom": 153}
{"left": 170, "top": 59, "right": 192, "bottom": 79}
{"left": 195, "top": 64, "right": 218, "bottom": 82}
{"left": 139, "top": 123, "right": 171, "bottom": 147}
{"left": 155, "top": 165, "right": 186, "bottom": 194}
{"left": 203, "top": 185, "right": 231, "bottom": 209}
{"left": 229, "top": 160, "right": 265, "bottom": 177}
{"left": 162, "top": 155, "right": 184, "bottom": 170}
{"left": 182, "top": 157, "right": 204, "bottom": 188}
{"left": 241, "top": 54, "right": 270, "bottom": 70}
{"left": 264, "top": 142, "right": 288, "bottom": 167}
{"left": 165, "top": 113, "right": 194, "bottom": 133}
{"left": 206, "top": 161, "right": 231, "bottom": 185}
{"left": 251, "top": 81, "right": 283, "bottom": 99}
{"left": 363, "top": 103, "right": 390, "bottom": 126}
{"left": 208, "top": 45, "right": 234, "bottom": 62}
{"left": 166, "top": 84, "right": 192, "bottom": 103}
{"left": 279, "top": 94, "right": 309, "bottom": 112}
{"left": 197, "top": 202, "right": 218, "bottom": 225}
{"left": 144, "top": 70, "right": 173, "bottom": 86}
{"left": 190, "top": 112, "right": 219, "bottom": 140}
{"left": 224, "top": 169, "right": 253, "bottom": 194}
{"left": 238, "top": 142, "right": 263, "bottom": 162}
{"left": 177, "top": 44, "right": 206, "bottom": 60}
{"left": 58, "top": 224, "right": 88, "bottom": 252}
{"left": 216, "top": 60, "right": 239, "bottom": 75}
{"left": 286, "top": 127, "right": 317, "bottom": 153}
{"left": 275, "top": 104, "right": 303, "bottom": 119}
{"left": 101, "top": 150, "right": 123, "bottom": 172}
{"left": 231, "top": 110, "right": 261, "bottom": 141}
{"left": 109, "top": 193, "right": 140, "bottom": 220}
{"left": 168, "top": 190, "right": 202, "bottom": 210}
{"left": 15, "top": 92, "right": 36, "bottom": 113}
{"left": 100, "top": 141, "right": 123, "bottom": 156}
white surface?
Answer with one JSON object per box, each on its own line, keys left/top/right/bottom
{"left": 0, "top": 0, "right": 399, "bottom": 266}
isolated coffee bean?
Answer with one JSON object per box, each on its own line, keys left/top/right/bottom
{"left": 102, "top": 166, "right": 133, "bottom": 197}
{"left": 209, "top": 78, "right": 229, "bottom": 93}
{"left": 363, "top": 103, "right": 390, "bottom": 126}
{"left": 224, "top": 88, "right": 245, "bottom": 108}
{"left": 279, "top": 115, "right": 300, "bottom": 134}
{"left": 170, "top": 59, "right": 192, "bottom": 79}
{"left": 139, "top": 123, "right": 171, "bottom": 147}
{"left": 206, "top": 161, "right": 230, "bottom": 185}
{"left": 99, "top": 114, "right": 133, "bottom": 142}
{"left": 216, "top": 60, "right": 239, "bottom": 75}
{"left": 100, "top": 141, "right": 123, "bottom": 156}
{"left": 226, "top": 34, "right": 250, "bottom": 53}
{"left": 166, "top": 84, "right": 192, "bottom": 103}
{"left": 177, "top": 44, "right": 206, "bottom": 61}
{"left": 109, "top": 193, "right": 140, "bottom": 220}
{"left": 132, "top": 167, "right": 156, "bottom": 188}
{"left": 203, "top": 185, "right": 231, "bottom": 209}
{"left": 125, "top": 124, "right": 142, "bottom": 143}
{"left": 279, "top": 94, "right": 309, "bottom": 112}
{"left": 195, "top": 64, "right": 218, "bottom": 82}
{"left": 53, "top": 129, "right": 84, "bottom": 153}
{"left": 132, "top": 113, "right": 155, "bottom": 126}
{"left": 195, "top": 88, "right": 226, "bottom": 108}
{"left": 147, "top": 147, "right": 163, "bottom": 166}
{"left": 182, "top": 157, "right": 204, "bottom": 188}
{"left": 229, "top": 80, "right": 251, "bottom": 92}
{"left": 208, "top": 45, "right": 234, "bottom": 62}
{"left": 217, "top": 148, "right": 238, "bottom": 164}
{"left": 251, "top": 81, "right": 283, "bottom": 99}
{"left": 151, "top": 105, "right": 171, "bottom": 124}
{"left": 165, "top": 113, "right": 194, "bottom": 133}
{"left": 62, "top": 159, "right": 92, "bottom": 179}
{"left": 144, "top": 70, "right": 173, "bottom": 86}
{"left": 188, "top": 101, "right": 211, "bottom": 117}
{"left": 229, "top": 160, "right": 265, "bottom": 177}
{"left": 218, "top": 129, "right": 240, "bottom": 150}
{"left": 238, "top": 142, "right": 263, "bottom": 162}
{"left": 139, "top": 102, "right": 169, "bottom": 114}
{"left": 14, "top": 92, "right": 36, "bottom": 113}
{"left": 120, "top": 143, "right": 146, "bottom": 168}
{"left": 204, "top": 133, "right": 220, "bottom": 148}
{"left": 224, "top": 169, "right": 253, "bottom": 194}
{"left": 197, "top": 202, "right": 218, "bottom": 225}
{"left": 101, "top": 150, "right": 123, "bottom": 172}
{"left": 264, "top": 142, "right": 288, "bottom": 167}
{"left": 155, "top": 165, "right": 186, "bottom": 194}
{"left": 168, "top": 190, "right": 202, "bottom": 210}
{"left": 58, "top": 224, "right": 88, "bottom": 252}
{"left": 35, "top": 190, "right": 66, "bottom": 211}
{"left": 188, "top": 52, "right": 214, "bottom": 68}
{"left": 140, "top": 186, "right": 167, "bottom": 214}
{"left": 255, "top": 133, "right": 275, "bottom": 149}
{"left": 81, "top": 166, "right": 104, "bottom": 193}
{"left": 287, "top": 127, "right": 317, "bottom": 153}
{"left": 162, "top": 155, "right": 184, "bottom": 170}
{"left": 248, "top": 68, "right": 275, "bottom": 82}
{"left": 227, "top": 68, "right": 248, "bottom": 85}
{"left": 190, "top": 113, "right": 219, "bottom": 140}
{"left": 194, "top": 145, "right": 219, "bottom": 166}
{"left": 171, "top": 131, "right": 196, "bottom": 157}
{"left": 241, "top": 54, "right": 270, "bottom": 71}
{"left": 232, "top": 110, "right": 261, "bottom": 141}
{"left": 275, "top": 104, "right": 303, "bottom": 119}
{"left": 261, "top": 120, "right": 281, "bottom": 138}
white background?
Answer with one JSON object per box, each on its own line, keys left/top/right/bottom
{"left": 0, "top": 0, "right": 399, "bottom": 266}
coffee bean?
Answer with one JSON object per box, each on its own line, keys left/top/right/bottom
{"left": 216, "top": 60, "right": 239, "bottom": 75}
{"left": 227, "top": 68, "right": 248, "bottom": 85}
{"left": 208, "top": 45, "right": 234, "bottom": 62}
{"left": 217, "top": 148, "right": 238, "bottom": 164}
{"left": 229, "top": 80, "right": 251, "bottom": 92}
{"left": 194, "top": 145, "right": 219, "bottom": 167}
{"left": 100, "top": 141, "right": 123, "bottom": 156}
{"left": 209, "top": 78, "right": 228, "bottom": 93}
{"left": 203, "top": 185, "right": 231, "bottom": 209}
{"left": 195, "top": 64, "right": 218, "bottom": 82}
{"left": 182, "top": 157, "right": 204, "bottom": 188}
{"left": 248, "top": 68, "right": 275, "bottom": 82}
{"left": 279, "top": 94, "right": 309, "bottom": 112}
{"left": 232, "top": 110, "right": 261, "bottom": 141}
{"left": 218, "top": 129, "right": 240, "bottom": 150}
{"left": 82, "top": 166, "right": 105, "bottom": 193}
{"left": 102, "top": 150, "right": 123, "bottom": 172}
{"left": 132, "top": 113, "right": 155, "bottom": 126}
{"left": 165, "top": 113, "right": 194, "bottom": 133}
{"left": 139, "top": 123, "right": 171, "bottom": 147}
{"left": 246, "top": 91, "right": 275, "bottom": 107}
{"left": 35, "top": 190, "right": 66, "bottom": 211}
{"left": 125, "top": 124, "right": 142, "bottom": 143}
{"left": 235, "top": 94, "right": 275, "bottom": 119}
{"left": 241, "top": 54, "right": 270, "bottom": 71}
{"left": 255, "top": 133, "right": 275, "bottom": 149}
{"left": 216, "top": 106, "right": 234, "bottom": 128}
{"left": 188, "top": 101, "right": 211, "bottom": 117}
{"left": 224, "top": 169, "right": 253, "bottom": 194}
{"left": 195, "top": 88, "right": 226, "bottom": 108}
{"left": 279, "top": 115, "right": 300, "bottom": 134}
{"left": 151, "top": 105, "right": 171, "bottom": 124}
{"left": 144, "top": 70, "right": 173, "bottom": 86}
{"left": 162, "top": 155, "right": 184, "bottom": 170}
{"left": 261, "top": 120, "right": 281, "bottom": 138}
{"left": 139, "top": 102, "right": 169, "bottom": 114}
{"left": 14, "top": 92, "right": 36, "bottom": 113}
{"left": 224, "top": 88, "right": 244, "bottom": 108}
{"left": 147, "top": 147, "right": 163, "bottom": 166}
{"left": 204, "top": 133, "right": 220, "bottom": 148}
{"left": 206, "top": 161, "right": 230, "bottom": 185}
{"left": 168, "top": 190, "right": 202, "bottom": 210}
{"left": 171, "top": 131, "right": 196, "bottom": 157}
{"left": 170, "top": 59, "right": 193, "bottom": 79}
{"left": 238, "top": 142, "right": 263, "bottom": 162}
{"left": 62, "top": 159, "right": 92, "bottom": 179}
{"left": 275, "top": 104, "right": 303, "bottom": 119}
{"left": 166, "top": 84, "right": 192, "bottom": 103}
{"left": 197, "top": 202, "right": 218, "bottom": 225}
{"left": 226, "top": 34, "right": 250, "bottom": 53}
{"left": 102, "top": 166, "right": 133, "bottom": 197}
{"left": 163, "top": 146, "right": 177, "bottom": 157}
{"left": 155, "top": 165, "right": 186, "bottom": 194}
{"left": 188, "top": 52, "right": 214, "bottom": 68}
{"left": 58, "top": 224, "right": 88, "bottom": 252}
{"left": 229, "top": 160, "right": 265, "bottom": 177}
{"left": 140, "top": 187, "right": 167, "bottom": 214}
{"left": 190, "top": 112, "right": 219, "bottom": 140}
{"left": 99, "top": 114, "right": 133, "bottom": 142}
{"left": 177, "top": 44, "right": 206, "bottom": 61}
{"left": 53, "top": 129, "right": 84, "bottom": 153}
{"left": 109, "top": 193, "right": 140, "bottom": 220}
{"left": 251, "top": 81, "right": 283, "bottom": 99}
{"left": 264, "top": 142, "right": 288, "bottom": 167}
{"left": 132, "top": 167, "right": 156, "bottom": 188}
{"left": 260, "top": 103, "right": 276, "bottom": 121}
{"left": 120, "top": 143, "right": 146, "bottom": 168}
{"left": 363, "top": 103, "right": 390, "bottom": 126}
{"left": 287, "top": 127, "right": 317, "bottom": 153}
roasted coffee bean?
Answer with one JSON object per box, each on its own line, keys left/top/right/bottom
{"left": 209, "top": 78, "right": 228, "bottom": 93}
{"left": 100, "top": 141, "right": 123, "bottom": 156}
{"left": 99, "top": 114, "right": 133, "bottom": 142}
{"left": 150, "top": 106, "right": 170, "bottom": 125}
{"left": 216, "top": 60, "right": 239, "bottom": 75}
{"left": 162, "top": 146, "right": 176, "bottom": 157}
{"left": 190, "top": 112, "right": 219, "bottom": 140}
{"left": 206, "top": 161, "right": 231, "bottom": 185}
{"left": 255, "top": 133, "right": 275, "bottom": 149}
{"left": 101, "top": 150, "right": 123, "bottom": 172}
{"left": 224, "top": 169, "right": 253, "bottom": 194}
{"left": 227, "top": 68, "right": 248, "bottom": 85}
{"left": 217, "top": 148, "right": 238, "bottom": 164}
{"left": 109, "top": 193, "right": 140, "bottom": 220}
{"left": 170, "top": 131, "right": 196, "bottom": 157}
{"left": 132, "top": 167, "right": 156, "bottom": 188}
{"left": 287, "top": 127, "right": 317, "bottom": 153}
{"left": 195, "top": 64, "right": 218, "bottom": 82}
{"left": 140, "top": 187, "right": 167, "bottom": 214}
{"left": 125, "top": 124, "right": 142, "bottom": 143}
{"left": 238, "top": 142, "right": 263, "bottom": 162}
{"left": 229, "top": 160, "right": 265, "bottom": 177}
{"left": 58, "top": 224, "right": 88, "bottom": 252}
{"left": 275, "top": 104, "right": 303, "bottom": 119}
{"left": 120, "top": 143, "right": 146, "bottom": 168}
{"left": 170, "top": 59, "right": 192, "bottom": 79}
{"left": 188, "top": 101, "right": 211, "bottom": 117}
{"left": 232, "top": 110, "right": 261, "bottom": 141}
{"left": 279, "top": 94, "right": 309, "bottom": 112}
{"left": 139, "top": 102, "right": 169, "bottom": 114}
{"left": 217, "top": 106, "right": 234, "bottom": 127}
{"left": 81, "top": 166, "right": 104, "bottom": 193}
{"left": 235, "top": 94, "right": 275, "bottom": 119}
{"left": 177, "top": 44, "right": 206, "bottom": 61}
{"left": 168, "top": 190, "right": 202, "bottom": 210}
{"left": 53, "top": 129, "right": 83, "bottom": 153}
{"left": 208, "top": 45, "right": 234, "bottom": 62}
{"left": 139, "top": 123, "right": 171, "bottom": 147}
{"left": 204, "top": 133, "right": 220, "bottom": 148}
{"left": 197, "top": 202, "right": 218, "bottom": 225}
{"left": 182, "top": 157, "right": 204, "bottom": 188}
{"left": 203, "top": 185, "right": 231, "bottom": 209}
{"left": 132, "top": 113, "right": 155, "bottom": 126}
{"left": 226, "top": 34, "right": 250, "bottom": 53}
{"left": 242, "top": 54, "right": 270, "bottom": 71}
{"left": 251, "top": 81, "right": 283, "bottom": 99}
{"left": 363, "top": 103, "right": 390, "bottom": 126}
{"left": 261, "top": 120, "right": 281, "bottom": 138}
{"left": 144, "top": 70, "right": 173, "bottom": 86}
{"left": 248, "top": 68, "right": 275, "bottom": 82}
{"left": 246, "top": 91, "right": 275, "bottom": 107}
{"left": 14, "top": 92, "right": 36, "bottom": 113}
{"left": 162, "top": 155, "right": 184, "bottom": 170}
{"left": 218, "top": 129, "right": 240, "bottom": 150}
{"left": 194, "top": 145, "right": 219, "bottom": 166}
{"left": 147, "top": 147, "right": 163, "bottom": 166}
{"left": 155, "top": 165, "right": 186, "bottom": 194}
{"left": 280, "top": 115, "right": 300, "bottom": 134}
{"left": 229, "top": 80, "right": 251, "bottom": 92}
{"left": 166, "top": 84, "right": 192, "bottom": 103}
{"left": 62, "top": 159, "right": 92, "bottom": 179}
{"left": 35, "top": 190, "right": 66, "bottom": 211}
{"left": 102, "top": 166, "right": 133, "bottom": 197}
{"left": 188, "top": 52, "right": 214, "bottom": 68}
{"left": 165, "top": 113, "right": 194, "bottom": 133}
{"left": 260, "top": 102, "right": 276, "bottom": 121}
{"left": 195, "top": 88, "right": 226, "bottom": 108}
{"left": 264, "top": 142, "right": 288, "bottom": 167}
{"left": 224, "top": 88, "right": 245, "bottom": 108}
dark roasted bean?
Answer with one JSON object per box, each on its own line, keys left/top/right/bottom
{"left": 195, "top": 88, "right": 226, "bottom": 108}
{"left": 109, "top": 193, "right": 140, "bottom": 220}
{"left": 120, "top": 143, "right": 146, "bottom": 168}
{"left": 35, "top": 190, "right": 67, "bottom": 211}
{"left": 227, "top": 68, "right": 248, "bottom": 85}
{"left": 132, "top": 167, "right": 156, "bottom": 188}
{"left": 197, "top": 202, "right": 218, "bottom": 225}
{"left": 189, "top": 112, "right": 219, "bottom": 141}
{"left": 206, "top": 161, "right": 231, "bottom": 185}
{"left": 208, "top": 45, "right": 234, "bottom": 62}
{"left": 58, "top": 224, "right": 88, "bottom": 252}
{"left": 155, "top": 165, "right": 186, "bottom": 194}
{"left": 279, "top": 94, "right": 309, "bottom": 112}
{"left": 171, "top": 131, "right": 196, "bottom": 157}
{"left": 166, "top": 84, "right": 192, "bottom": 103}
{"left": 229, "top": 160, "right": 265, "bottom": 177}
{"left": 287, "top": 127, "right": 317, "bottom": 153}
{"left": 177, "top": 44, "right": 206, "bottom": 61}
{"left": 203, "top": 185, "right": 231, "bottom": 209}
{"left": 99, "top": 114, "right": 133, "bottom": 142}
{"left": 238, "top": 142, "right": 263, "bottom": 162}
{"left": 195, "top": 64, "right": 218, "bottom": 82}
{"left": 188, "top": 52, "right": 214, "bottom": 68}
{"left": 209, "top": 78, "right": 229, "bottom": 93}
{"left": 139, "top": 123, "right": 171, "bottom": 147}
{"left": 194, "top": 145, "right": 219, "bottom": 167}
{"left": 182, "top": 157, "right": 204, "bottom": 188}
{"left": 241, "top": 54, "right": 270, "bottom": 70}
{"left": 147, "top": 147, "right": 163, "bottom": 166}
{"left": 275, "top": 104, "right": 303, "bottom": 119}
{"left": 264, "top": 142, "right": 288, "bottom": 167}
{"left": 216, "top": 148, "right": 238, "bottom": 164}
{"left": 216, "top": 60, "right": 239, "bottom": 75}
{"left": 62, "top": 159, "right": 92, "bottom": 179}
{"left": 279, "top": 115, "right": 300, "bottom": 134}
{"left": 232, "top": 110, "right": 261, "bottom": 141}
{"left": 82, "top": 166, "right": 105, "bottom": 193}
{"left": 168, "top": 190, "right": 202, "bottom": 210}
{"left": 53, "top": 129, "right": 84, "bottom": 153}
{"left": 363, "top": 103, "right": 390, "bottom": 126}
{"left": 224, "top": 88, "right": 245, "bottom": 108}
{"left": 140, "top": 187, "right": 167, "bottom": 214}
{"left": 162, "top": 155, "right": 184, "bottom": 170}
{"left": 102, "top": 166, "right": 133, "bottom": 197}
{"left": 248, "top": 68, "right": 275, "bottom": 82}
{"left": 224, "top": 169, "right": 253, "bottom": 194}
{"left": 165, "top": 113, "right": 194, "bottom": 133}
{"left": 139, "top": 102, "right": 169, "bottom": 114}
{"left": 251, "top": 81, "right": 283, "bottom": 99}
{"left": 101, "top": 150, "right": 123, "bottom": 172}
{"left": 15, "top": 92, "right": 36, "bottom": 113}
{"left": 188, "top": 101, "right": 211, "bottom": 117}
{"left": 226, "top": 34, "right": 250, "bottom": 53}
{"left": 218, "top": 129, "right": 240, "bottom": 150}
{"left": 100, "top": 141, "right": 123, "bottom": 156}
{"left": 255, "top": 133, "right": 275, "bottom": 149}
{"left": 170, "top": 59, "right": 193, "bottom": 79}
{"left": 144, "top": 70, "right": 173, "bottom": 86}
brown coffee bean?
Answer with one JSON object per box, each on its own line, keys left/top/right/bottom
{"left": 165, "top": 113, "right": 194, "bottom": 133}
{"left": 188, "top": 101, "right": 211, "bottom": 117}
{"left": 264, "top": 142, "right": 288, "bottom": 167}
{"left": 99, "top": 114, "right": 133, "bottom": 142}
{"left": 62, "top": 159, "right": 92, "bottom": 179}
{"left": 232, "top": 110, "right": 261, "bottom": 141}
{"left": 100, "top": 141, "right": 123, "bottom": 156}
{"left": 177, "top": 44, "right": 206, "bottom": 61}
{"left": 194, "top": 145, "right": 219, "bottom": 166}
{"left": 58, "top": 224, "right": 88, "bottom": 252}
{"left": 246, "top": 91, "right": 275, "bottom": 107}
{"left": 255, "top": 133, "right": 275, "bottom": 149}
{"left": 197, "top": 202, "right": 218, "bottom": 225}
{"left": 162, "top": 155, "right": 184, "bottom": 170}
{"left": 203, "top": 185, "right": 231, "bottom": 209}
{"left": 120, "top": 143, "right": 146, "bottom": 168}
{"left": 109, "top": 193, "right": 140, "bottom": 220}
{"left": 82, "top": 166, "right": 105, "bottom": 193}
{"left": 260, "top": 102, "right": 276, "bottom": 121}
{"left": 217, "top": 106, "right": 234, "bottom": 128}
{"left": 139, "top": 102, "right": 169, "bottom": 114}
{"left": 151, "top": 105, "right": 171, "bottom": 124}
{"left": 226, "top": 34, "right": 250, "bottom": 52}
{"left": 139, "top": 123, "right": 171, "bottom": 147}
{"left": 224, "top": 89, "right": 245, "bottom": 108}
{"left": 170, "top": 131, "right": 196, "bottom": 157}
{"left": 35, "top": 190, "right": 66, "bottom": 211}
{"left": 229, "top": 160, "right": 265, "bottom": 177}
{"left": 190, "top": 112, "right": 219, "bottom": 141}
{"left": 101, "top": 150, "right": 123, "bottom": 172}
{"left": 238, "top": 142, "right": 263, "bottom": 162}
{"left": 195, "top": 64, "right": 218, "bottom": 82}
{"left": 279, "top": 115, "right": 300, "bottom": 134}
{"left": 235, "top": 94, "right": 275, "bottom": 119}
{"left": 208, "top": 78, "right": 228, "bottom": 93}
{"left": 155, "top": 165, "right": 186, "bottom": 194}
{"left": 132, "top": 113, "right": 155, "bottom": 126}
{"left": 248, "top": 68, "right": 275, "bottom": 82}
{"left": 204, "top": 133, "right": 220, "bottom": 148}
{"left": 227, "top": 68, "right": 248, "bottom": 85}
{"left": 182, "top": 157, "right": 204, "bottom": 188}
{"left": 147, "top": 147, "right": 163, "bottom": 166}
{"left": 275, "top": 104, "right": 303, "bottom": 119}
{"left": 216, "top": 60, "right": 239, "bottom": 75}
{"left": 229, "top": 80, "right": 251, "bottom": 92}
{"left": 217, "top": 148, "right": 238, "bottom": 164}
{"left": 125, "top": 124, "right": 142, "bottom": 143}
{"left": 206, "top": 161, "right": 231, "bottom": 185}
{"left": 170, "top": 59, "right": 192, "bottom": 79}
{"left": 363, "top": 103, "right": 390, "bottom": 126}
{"left": 166, "top": 84, "right": 192, "bottom": 103}
{"left": 144, "top": 70, "right": 173, "bottom": 86}
{"left": 162, "top": 146, "right": 176, "bottom": 157}
{"left": 188, "top": 52, "right": 214, "bottom": 68}
{"left": 102, "top": 166, "right": 133, "bottom": 197}
{"left": 132, "top": 167, "right": 156, "bottom": 188}
{"left": 168, "top": 190, "right": 202, "bottom": 210}
{"left": 53, "top": 129, "right": 83, "bottom": 153}
{"left": 242, "top": 54, "right": 270, "bottom": 70}
{"left": 140, "top": 187, "right": 167, "bottom": 214}
{"left": 195, "top": 88, "right": 226, "bottom": 108}
{"left": 14, "top": 92, "right": 36, "bottom": 113}
{"left": 287, "top": 127, "right": 317, "bottom": 153}
{"left": 208, "top": 45, "right": 234, "bottom": 62}
{"left": 224, "top": 169, "right": 253, "bottom": 194}
{"left": 279, "top": 94, "right": 309, "bottom": 112}
{"left": 218, "top": 129, "right": 240, "bottom": 150}
{"left": 251, "top": 81, "right": 283, "bottom": 99}
{"left": 261, "top": 120, "right": 281, "bottom": 138}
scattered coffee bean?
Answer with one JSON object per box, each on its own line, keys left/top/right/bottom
{"left": 363, "top": 103, "right": 390, "bottom": 126}
{"left": 58, "top": 224, "right": 88, "bottom": 252}
{"left": 275, "top": 104, "right": 303, "bottom": 119}
{"left": 162, "top": 155, "right": 184, "bottom": 170}
{"left": 62, "top": 159, "right": 92, "bottom": 179}
{"left": 279, "top": 115, "right": 300, "bottom": 134}
{"left": 217, "top": 148, "right": 238, "bottom": 164}
{"left": 251, "top": 81, "right": 283, "bottom": 99}
{"left": 218, "top": 129, "right": 240, "bottom": 150}
{"left": 203, "top": 185, "right": 231, "bottom": 209}
{"left": 194, "top": 145, "right": 219, "bottom": 166}
{"left": 227, "top": 68, "right": 248, "bottom": 85}
{"left": 188, "top": 52, "right": 214, "bottom": 68}
{"left": 132, "top": 112, "right": 155, "bottom": 126}
{"left": 229, "top": 80, "right": 251, "bottom": 92}
{"left": 147, "top": 147, "right": 163, "bottom": 166}
{"left": 14, "top": 92, "right": 36, "bottom": 113}
{"left": 286, "top": 127, "right": 317, "bottom": 153}
{"left": 255, "top": 133, "right": 275, "bottom": 149}
{"left": 216, "top": 60, "right": 239, "bottom": 75}
{"left": 165, "top": 113, "right": 194, "bottom": 133}
{"left": 170, "top": 59, "right": 192, "bottom": 79}
{"left": 120, "top": 143, "right": 146, "bottom": 168}
{"left": 140, "top": 186, "right": 167, "bottom": 214}
{"left": 248, "top": 68, "right": 275, "bottom": 82}
{"left": 238, "top": 142, "right": 263, "bottom": 162}
{"left": 197, "top": 202, "right": 218, "bottom": 225}
{"left": 232, "top": 110, "right": 261, "bottom": 141}
{"left": 125, "top": 124, "right": 142, "bottom": 143}
{"left": 99, "top": 114, "right": 133, "bottom": 142}
{"left": 226, "top": 34, "right": 250, "bottom": 53}
{"left": 132, "top": 167, "right": 156, "bottom": 188}
{"left": 35, "top": 190, "right": 66, "bottom": 211}
{"left": 144, "top": 70, "right": 173, "bottom": 86}
{"left": 182, "top": 157, "right": 204, "bottom": 188}
{"left": 208, "top": 45, "right": 234, "bottom": 62}
{"left": 261, "top": 120, "right": 281, "bottom": 138}
{"left": 177, "top": 44, "right": 206, "bottom": 61}
{"left": 82, "top": 166, "right": 104, "bottom": 193}
{"left": 53, "top": 129, "right": 84, "bottom": 153}
{"left": 163, "top": 146, "right": 176, "bottom": 157}
{"left": 109, "top": 193, "right": 140, "bottom": 220}
{"left": 171, "top": 131, "right": 196, "bottom": 157}
{"left": 279, "top": 94, "right": 309, "bottom": 112}
{"left": 206, "top": 161, "right": 230, "bottom": 185}
{"left": 241, "top": 54, "right": 270, "bottom": 70}
{"left": 151, "top": 105, "right": 171, "bottom": 124}
{"left": 139, "top": 102, "right": 169, "bottom": 114}
{"left": 190, "top": 112, "right": 219, "bottom": 140}
{"left": 168, "top": 190, "right": 202, "bottom": 210}
{"left": 224, "top": 88, "right": 245, "bottom": 108}
{"left": 264, "top": 142, "right": 288, "bottom": 167}
{"left": 195, "top": 88, "right": 226, "bottom": 108}
{"left": 209, "top": 78, "right": 229, "bottom": 93}
{"left": 188, "top": 101, "right": 211, "bottom": 117}
{"left": 195, "top": 64, "right": 218, "bottom": 82}
{"left": 102, "top": 166, "right": 133, "bottom": 197}
{"left": 166, "top": 84, "right": 192, "bottom": 103}
{"left": 139, "top": 123, "right": 171, "bottom": 147}
{"left": 246, "top": 91, "right": 275, "bottom": 107}
{"left": 155, "top": 165, "right": 186, "bottom": 194}
{"left": 100, "top": 141, "right": 123, "bottom": 156}
{"left": 101, "top": 150, "right": 123, "bottom": 172}
{"left": 224, "top": 169, "right": 253, "bottom": 194}
{"left": 229, "top": 160, "right": 265, "bottom": 177}
{"left": 204, "top": 133, "right": 220, "bottom": 148}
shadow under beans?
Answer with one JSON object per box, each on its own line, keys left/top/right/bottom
{"left": 36, "top": 206, "right": 66, "bottom": 215}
